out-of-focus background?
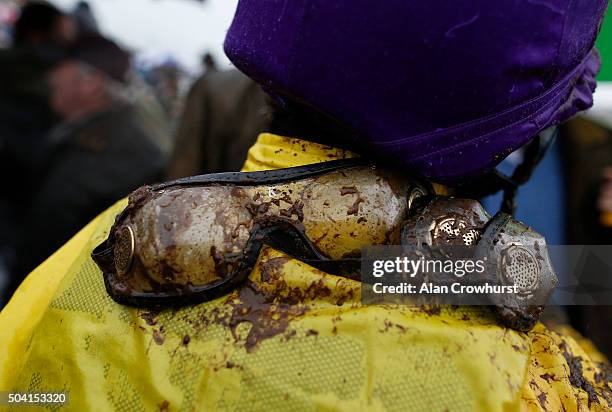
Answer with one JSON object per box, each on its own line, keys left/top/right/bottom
{"left": 0, "top": 1, "right": 611, "bottom": 355}
{"left": 4, "top": 0, "right": 238, "bottom": 70}
{"left": 0, "top": 0, "right": 269, "bottom": 304}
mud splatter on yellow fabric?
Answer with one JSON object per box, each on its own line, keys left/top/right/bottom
{"left": 0, "top": 134, "right": 609, "bottom": 411}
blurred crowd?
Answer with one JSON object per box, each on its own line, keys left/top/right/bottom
{"left": 0, "top": 1, "right": 610, "bottom": 356}
{"left": 0, "top": 1, "right": 269, "bottom": 306}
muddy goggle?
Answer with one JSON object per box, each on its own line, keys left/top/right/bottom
{"left": 92, "top": 159, "right": 432, "bottom": 306}
{"left": 93, "top": 159, "right": 557, "bottom": 332}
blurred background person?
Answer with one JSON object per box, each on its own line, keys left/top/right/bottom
{"left": 0, "top": 1, "right": 20, "bottom": 48}
{"left": 11, "top": 0, "right": 74, "bottom": 46}
{"left": 5, "top": 33, "right": 169, "bottom": 299}
{"left": 71, "top": 0, "right": 98, "bottom": 34}
{"left": 166, "top": 68, "right": 270, "bottom": 179}
{"left": 0, "top": 0, "right": 76, "bottom": 305}
{"left": 0, "top": 1, "right": 76, "bottom": 196}
{"left": 201, "top": 51, "right": 217, "bottom": 74}
{"left": 143, "top": 57, "right": 188, "bottom": 126}
{"left": 559, "top": 115, "right": 612, "bottom": 359}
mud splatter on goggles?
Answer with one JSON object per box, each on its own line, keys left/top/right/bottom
{"left": 93, "top": 159, "right": 556, "bottom": 331}
{"left": 93, "top": 159, "right": 431, "bottom": 305}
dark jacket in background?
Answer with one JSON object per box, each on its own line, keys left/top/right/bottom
{"left": 559, "top": 116, "right": 612, "bottom": 359}
{"left": 166, "top": 69, "right": 270, "bottom": 179}
{"left": 0, "top": 45, "right": 59, "bottom": 250}
{"left": 13, "top": 103, "right": 167, "bottom": 282}
{"left": 560, "top": 117, "right": 612, "bottom": 244}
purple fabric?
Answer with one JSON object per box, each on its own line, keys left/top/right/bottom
{"left": 224, "top": 0, "right": 609, "bottom": 183}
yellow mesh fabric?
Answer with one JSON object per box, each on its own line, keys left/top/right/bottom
{"left": 0, "top": 133, "right": 609, "bottom": 412}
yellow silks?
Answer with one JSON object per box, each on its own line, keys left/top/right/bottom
{"left": 241, "top": 132, "right": 359, "bottom": 171}
{"left": 0, "top": 133, "right": 609, "bottom": 411}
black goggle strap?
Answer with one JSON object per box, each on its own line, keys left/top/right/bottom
{"left": 500, "top": 127, "right": 557, "bottom": 215}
